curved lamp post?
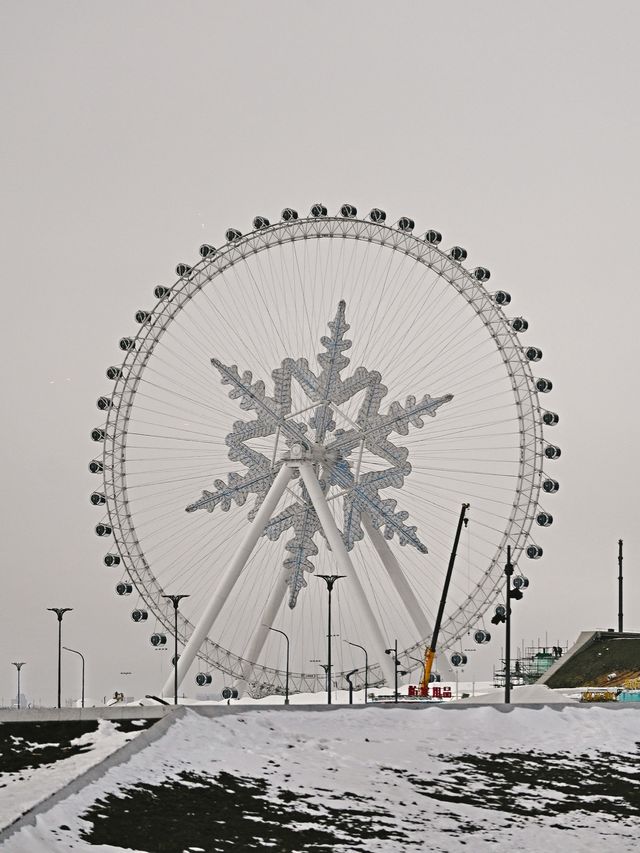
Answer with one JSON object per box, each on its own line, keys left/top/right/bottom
{"left": 264, "top": 625, "right": 290, "bottom": 704}
{"left": 63, "top": 646, "right": 85, "bottom": 708}
{"left": 344, "top": 640, "right": 369, "bottom": 703}
{"left": 47, "top": 608, "right": 73, "bottom": 709}
{"left": 345, "top": 668, "right": 358, "bottom": 704}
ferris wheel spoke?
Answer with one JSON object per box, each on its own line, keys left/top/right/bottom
{"left": 127, "top": 403, "right": 220, "bottom": 433}
{"left": 415, "top": 414, "right": 521, "bottom": 440}
{"left": 420, "top": 309, "right": 483, "bottom": 371}
{"left": 394, "top": 292, "right": 463, "bottom": 370}
{"left": 394, "top": 314, "right": 483, "bottom": 388}
{"left": 139, "top": 363, "right": 227, "bottom": 413}
{"left": 356, "top": 244, "right": 401, "bottom": 366}
{"left": 123, "top": 419, "right": 221, "bottom": 442}
{"left": 125, "top": 431, "right": 222, "bottom": 446}
{"left": 226, "top": 263, "right": 284, "bottom": 368}
{"left": 253, "top": 245, "right": 288, "bottom": 335}
{"left": 133, "top": 378, "right": 225, "bottom": 417}
{"left": 402, "top": 480, "right": 515, "bottom": 512}
{"left": 411, "top": 330, "right": 497, "bottom": 387}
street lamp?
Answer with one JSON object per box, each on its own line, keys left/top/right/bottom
{"left": 11, "top": 662, "right": 25, "bottom": 710}
{"left": 162, "top": 594, "right": 189, "bottom": 705}
{"left": 310, "top": 659, "right": 329, "bottom": 694}
{"left": 345, "top": 669, "right": 358, "bottom": 705}
{"left": 385, "top": 639, "right": 408, "bottom": 703}
{"left": 63, "top": 647, "right": 85, "bottom": 709}
{"left": 317, "top": 575, "right": 345, "bottom": 705}
{"left": 47, "top": 608, "right": 73, "bottom": 709}
{"left": 320, "top": 663, "right": 330, "bottom": 694}
{"left": 344, "top": 640, "right": 369, "bottom": 703}
{"left": 264, "top": 625, "right": 290, "bottom": 704}
{"left": 408, "top": 654, "right": 427, "bottom": 690}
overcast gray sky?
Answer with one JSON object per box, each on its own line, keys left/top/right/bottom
{"left": 1, "top": 1, "right": 639, "bottom": 705}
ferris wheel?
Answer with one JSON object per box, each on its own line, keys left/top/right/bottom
{"left": 89, "top": 204, "right": 559, "bottom": 698}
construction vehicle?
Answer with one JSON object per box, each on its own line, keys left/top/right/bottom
{"left": 417, "top": 502, "right": 470, "bottom": 696}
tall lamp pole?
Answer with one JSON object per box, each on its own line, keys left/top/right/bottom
{"left": 491, "top": 545, "right": 524, "bottom": 704}
{"left": 163, "top": 594, "right": 189, "bottom": 705}
{"left": 264, "top": 625, "right": 290, "bottom": 704}
{"left": 504, "top": 547, "right": 513, "bottom": 704}
{"left": 47, "top": 608, "right": 73, "bottom": 709}
{"left": 63, "top": 647, "right": 85, "bottom": 709}
{"left": 345, "top": 640, "right": 369, "bottom": 703}
{"left": 317, "top": 575, "right": 345, "bottom": 705}
{"left": 618, "top": 538, "right": 624, "bottom": 633}
{"left": 11, "top": 662, "right": 25, "bottom": 710}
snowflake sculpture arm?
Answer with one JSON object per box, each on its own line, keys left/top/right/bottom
{"left": 327, "top": 389, "right": 454, "bottom": 467}
{"left": 185, "top": 359, "right": 307, "bottom": 517}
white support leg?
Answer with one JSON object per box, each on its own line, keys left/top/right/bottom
{"left": 362, "top": 514, "right": 444, "bottom": 675}
{"left": 235, "top": 567, "right": 289, "bottom": 695}
{"left": 363, "top": 515, "right": 434, "bottom": 642}
{"left": 161, "top": 464, "right": 294, "bottom": 698}
{"left": 298, "top": 463, "right": 396, "bottom": 686}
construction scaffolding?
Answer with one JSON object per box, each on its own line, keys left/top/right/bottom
{"left": 493, "top": 643, "right": 567, "bottom": 687}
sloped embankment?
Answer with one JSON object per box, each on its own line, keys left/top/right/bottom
{"left": 544, "top": 632, "right": 640, "bottom": 688}
{"left": 0, "top": 716, "right": 157, "bottom": 832}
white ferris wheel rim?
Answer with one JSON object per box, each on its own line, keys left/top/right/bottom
{"left": 95, "top": 211, "right": 552, "bottom": 695}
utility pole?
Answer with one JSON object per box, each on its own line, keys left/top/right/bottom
{"left": 393, "top": 638, "right": 399, "bottom": 703}
{"left": 505, "top": 546, "right": 513, "bottom": 704}
{"left": 618, "top": 539, "right": 624, "bottom": 633}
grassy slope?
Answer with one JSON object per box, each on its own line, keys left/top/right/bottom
{"left": 545, "top": 634, "right": 640, "bottom": 688}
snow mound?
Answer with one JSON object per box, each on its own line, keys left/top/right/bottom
{"left": 454, "top": 683, "right": 579, "bottom": 704}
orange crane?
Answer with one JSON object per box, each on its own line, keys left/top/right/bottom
{"left": 420, "top": 503, "right": 470, "bottom": 695}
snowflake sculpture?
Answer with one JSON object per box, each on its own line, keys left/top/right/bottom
{"left": 186, "top": 302, "right": 453, "bottom": 607}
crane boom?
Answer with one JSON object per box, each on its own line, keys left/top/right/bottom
{"left": 420, "top": 502, "right": 470, "bottom": 693}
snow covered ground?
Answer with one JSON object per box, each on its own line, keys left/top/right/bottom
{"left": 0, "top": 718, "right": 150, "bottom": 831}
{"left": 1, "top": 702, "right": 638, "bottom": 852}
